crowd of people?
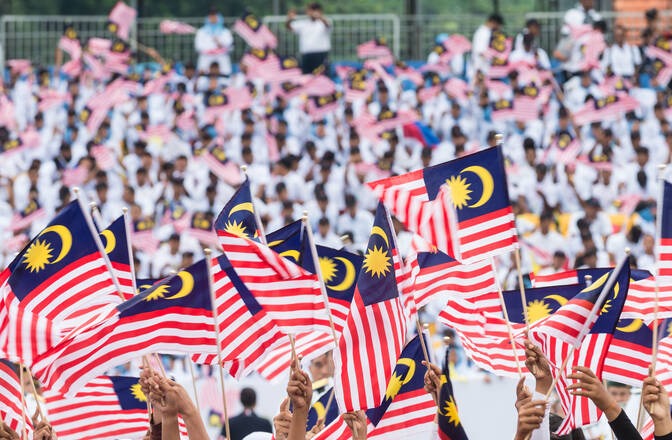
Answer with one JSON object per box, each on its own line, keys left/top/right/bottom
{"left": 2, "top": 0, "right": 672, "bottom": 437}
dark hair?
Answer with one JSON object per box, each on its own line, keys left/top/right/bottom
{"left": 318, "top": 217, "right": 329, "bottom": 226}
{"left": 525, "top": 18, "right": 539, "bottom": 28}
{"left": 488, "top": 13, "right": 504, "bottom": 25}
{"left": 308, "top": 2, "right": 323, "bottom": 10}
{"left": 240, "top": 387, "right": 256, "bottom": 407}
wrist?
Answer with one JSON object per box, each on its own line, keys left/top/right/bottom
{"left": 654, "top": 417, "right": 672, "bottom": 436}
{"left": 535, "top": 378, "right": 552, "bottom": 395}
{"left": 603, "top": 400, "right": 621, "bottom": 422}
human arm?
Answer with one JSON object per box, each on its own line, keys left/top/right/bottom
{"left": 421, "top": 360, "right": 441, "bottom": 405}
{"left": 567, "top": 366, "right": 642, "bottom": 440}
{"left": 642, "top": 372, "right": 672, "bottom": 438}
{"left": 273, "top": 398, "right": 292, "bottom": 440}
{"left": 0, "top": 423, "right": 19, "bottom": 440}
{"left": 514, "top": 396, "right": 547, "bottom": 440}
{"left": 33, "top": 421, "right": 57, "bottom": 440}
{"left": 148, "top": 375, "right": 208, "bottom": 440}
{"left": 287, "top": 359, "right": 312, "bottom": 440}
{"left": 286, "top": 9, "right": 296, "bottom": 30}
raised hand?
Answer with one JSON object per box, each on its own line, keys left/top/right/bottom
{"left": 0, "top": 423, "right": 19, "bottom": 440}
{"left": 273, "top": 398, "right": 292, "bottom": 440}
{"left": 33, "top": 421, "right": 55, "bottom": 440}
{"left": 514, "top": 398, "right": 547, "bottom": 440}
{"left": 287, "top": 359, "right": 312, "bottom": 412}
{"left": 523, "top": 340, "right": 552, "bottom": 393}
{"left": 343, "top": 411, "right": 367, "bottom": 440}
{"left": 567, "top": 366, "right": 620, "bottom": 421}
{"left": 515, "top": 376, "right": 532, "bottom": 411}
{"left": 421, "top": 360, "right": 441, "bottom": 404}
{"left": 642, "top": 369, "right": 672, "bottom": 435}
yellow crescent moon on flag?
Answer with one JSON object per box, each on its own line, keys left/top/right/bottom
{"left": 228, "top": 202, "right": 254, "bottom": 216}
{"left": 396, "top": 358, "right": 416, "bottom": 386}
{"left": 267, "top": 239, "right": 283, "bottom": 247}
{"left": 582, "top": 272, "right": 610, "bottom": 292}
{"left": 165, "top": 271, "right": 194, "bottom": 300}
{"left": 544, "top": 294, "right": 569, "bottom": 307}
{"left": 460, "top": 165, "right": 494, "bottom": 208}
{"left": 279, "top": 250, "right": 301, "bottom": 262}
{"left": 616, "top": 319, "right": 643, "bottom": 333}
{"left": 39, "top": 225, "right": 72, "bottom": 264}
{"left": 371, "top": 226, "right": 389, "bottom": 248}
{"left": 328, "top": 257, "right": 356, "bottom": 291}
{"left": 100, "top": 229, "right": 116, "bottom": 254}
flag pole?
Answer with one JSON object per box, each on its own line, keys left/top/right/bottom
{"left": 73, "top": 188, "right": 125, "bottom": 298}
{"left": 22, "top": 365, "right": 44, "bottom": 422}
{"left": 18, "top": 365, "right": 28, "bottom": 440}
{"left": 122, "top": 207, "right": 138, "bottom": 294}
{"left": 302, "top": 211, "right": 339, "bottom": 345}
{"left": 240, "top": 165, "right": 267, "bottom": 245}
{"left": 489, "top": 256, "right": 524, "bottom": 378}
{"left": 513, "top": 247, "right": 530, "bottom": 333}
{"left": 204, "top": 248, "right": 231, "bottom": 440}
{"left": 187, "top": 357, "right": 202, "bottom": 416}
{"left": 652, "top": 164, "right": 667, "bottom": 378}
{"left": 90, "top": 202, "right": 104, "bottom": 227}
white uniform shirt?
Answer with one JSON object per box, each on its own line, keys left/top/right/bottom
{"left": 290, "top": 18, "right": 331, "bottom": 54}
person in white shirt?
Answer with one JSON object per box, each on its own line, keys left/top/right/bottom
{"left": 471, "top": 14, "right": 505, "bottom": 74}
{"left": 602, "top": 25, "right": 641, "bottom": 78}
{"left": 194, "top": 8, "right": 234, "bottom": 75}
{"left": 286, "top": 3, "right": 332, "bottom": 74}
{"left": 336, "top": 194, "right": 374, "bottom": 250}
{"left": 314, "top": 217, "right": 342, "bottom": 249}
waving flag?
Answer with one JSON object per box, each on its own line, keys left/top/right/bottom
{"left": 32, "top": 259, "right": 218, "bottom": 394}
{"left": 365, "top": 335, "right": 437, "bottom": 438}
{"left": 602, "top": 318, "right": 653, "bottom": 387}
{"left": 215, "top": 178, "right": 259, "bottom": 243}
{"left": 0, "top": 360, "right": 31, "bottom": 434}
{"left": 437, "top": 346, "right": 469, "bottom": 440}
{"left": 334, "top": 203, "right": 408, "bottom": 411}
{"left": 369, "top": 146, "right": 517, "bottom": 262}
{"left": 659, "top": 180, "right": 672, "bottom": 279}
{"left": 0, "top": 201, "right": 121, "bottom": 364}
{"left": 198, "top": 144, "right": 243, "bottom": 186}
{"left": 307, "top": 387, "right": 340, "bottom": 432}
{"left": 233, "top": 11, "right": 277, "bottom": 49}
{"left": 572, "top": 94, "right": 640, "bottom": 126}
{"left": 357, "top": 38, "right": 392, "bottom": 58}
{"left": 107, "top": 1, "right": 136, "bottom": 40}
{"left": 45, "top": 375, "right": 149, "bottom": 440}
{"left": 159, "top": 19, "right": 196, "bottom": 34}
{"left": 9, "top": 200, "right": 46, "bottom": 232}
{"left": 307, "top": 92, "right": 343, "bottom": 121}
{"left": 256, "top": 332, "right": 335, "bottom": 382}
{"left": 403, "top": 122, "right": 439, "bottom": 147}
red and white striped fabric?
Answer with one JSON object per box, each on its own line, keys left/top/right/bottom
{"left": 357, "top": 38, "right": 392, "bottom": 58}
{"left": 131, "top": 229, "right": 160, "bottom": 255}
{"left": 256, "top": 332, "right": 335, "bottom": 382}
{"left": 9, "top": 207, "right": 47, "bottom": 232}
{"left": 602, "top": 331, "right": 651, "bottom": 387}
{"left": 58, "top": 36, "right": 82, "bottom": 59}
{"left": 197, "top": 151, "right": 242, "bottom": 186}
{"left": 312, "top": 415, "right": 351, "bottom": 440}
{"left": 0, "top": 359, "right": 32, "bottom": 434}
{"left": 219, "top": 232, "right": 331, "bottom": 335}
{"left": 444, "top": 78, "right": 471, "bottom": 103}
{"left": 233, "top": 14, "right": 277, "bottom": 49}
{"left": 44, "top": 376, "right": 148, "bottom": 440}
{"left": 91, "top": 145, "right": 116, "bottom": 171}
{"left": 190, "top": 256, "right": 286, "bottom": 377}
{"left": 621, "top": 277, "right": 672, "bottom": 322}
{"left": 406, "top": 235, "right": 497, "bottom": 309}
{"left": 108, "top": 1, "right": 137, "bottom": 40}
{"left": 529, "top": 270, "right": 579, "bottom": 287}
{"left": 159, "top": 19, "right": 196, "bottom": 34}
{"left": 62, "top": 166, "right": 88, "bottom": 187}
{"left": 512, "top": 96, "right": 539, "bottom": 121}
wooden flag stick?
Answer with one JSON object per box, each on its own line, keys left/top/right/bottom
{"left": 288, "top": 334, "right": 300, "bottom": 365}
{"left": 187, "top": 357, "right": 202, "bottom": 416}
{"left": 18, "top": 365, "right": 28, "bottom": 440}
{"left": 302, "top": 211, "right": 339, "bottom": 345}
{"left": 23, "top": 365, "right": 44, "bottom": 422}
{"left": 204, "top": 248, "right": 231, "bottom": 440}
{"left": 513, "top": 247, "right": 530, "bottom": 333}
{"left": 490, "top": 256, "right": 524, "bottom": 378}
{"left": 651, "top": 164, "right": 667, "bottom": 381}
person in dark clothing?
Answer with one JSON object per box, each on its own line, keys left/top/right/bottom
{"left": 225, "top": 388, "right": 273, "bottom": 440}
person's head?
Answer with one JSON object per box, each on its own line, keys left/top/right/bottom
{"left": 523, "top": 138, "right": 536, "bottom": 165}
{"left": 207, "top": 7, "right": 219, "bottom": 24}
{"left": 580, "top": 70, "right": 592, "bottom": 88}
{"left": 552, "top": 251, "right": 566, "bottom": 271}
{"left": 525, "top": 18, "right": 540, "bottom": 36}
{"left": 181, "top": 251, "right": 194, "bottom": 268}
{"left": 487, "top": 13, "right": 504, "bottom": 30}
{"left": 579, "top": 0, "right": 595, "bottom": 10}
{"left": 643, "top": 233, "right": 655, "bottom": 254}
{"left": 318, "top": 216, "right": 330, "bottom": 236}
{"left": 240, "top": 387, "right": 257, "bottom": 410}
{"left": 606, "top": 382, "right": 631, "bottom": 407}
{"left": 646, "top": 8, "right": 659, "bottom": 27}
{"left": 95, "top": 182, "right": 108, "bottom": 203}
{"left": 306, "top": 2, "right": 322, "bottom": 19}
{"left": 345, "top": 193, "right": 357, "bottom": 216}
{"left": 539, "top": 210, "right": 553, "bottom": 234}
{"left": 168, "top": 233, "right": 180, "bottom": 254}
{"left": 613, "top": 24, "right": 626, "bottom": 45}
{"left": 242, "top": 146, "right": 254, "bottom": 164}
{"left": 309, "top": 352, "right": 334, "bottom": 382}
{"left": 635, "top": 146, "right": 650, "bottom": 167}
{"left": 550, "top": 413, "right": 586, "bottom": 440}
{"left": 585, "top": 197, "right": 600, "bottom": 220}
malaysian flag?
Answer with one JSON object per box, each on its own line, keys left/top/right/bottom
{"left": 160, "top": 201, "right": 191, "bottom": 233}
{"left": 159, "top": 19, "right": 196, "bottom": 34}
{"left": 233, "top": 11, "right": 277, "bottom": 49}
{"left": 271, "top": 56, "right": 303, "bottom": 83}
{"left": 0, "top": 201, "right": 121, "bottom": 365}
{"left": 32, "top": 259, "right": 218, "bottom": 394}
{"left": 45, "top": 375, "right": 149, "bottom": 440}
{"left": 190, "top": 254, "right": 286, "bottom": 378}
{"left": 542, "top": 130, "right": 581, "bottom": 165}
{"left": 444, "top": 78, "right": 471, "bottom": 103}
{"left": 58, "top": 34, "right": 82, "bottom": 60}
{"left": 369, "top": 146, "right": 518, "bottom": 262}
{"left": 602, "top": 318, "right": 653, "bottom": 387}
{"left": 334, "top": 203, "right": 408, "bottom": 411}
{"left": 659, "top": 180, "right": 672, "bottom": 279}
{"left": 439, "top": 34, "right": 472, "bottom": 63}
{"left": 197, "top": 144, "right": 242, "bottom": 186}
{"left": 357, "top": 38, "right": 392, "bottom": 58}
{"left": 185, "top": 212, "right": 219, "bottom": 247}
{"left": 9, "top": 199, "right": 47, "bottom": 232}
{"left": 131, "top": 218, "right": 159, "bottom": 255}
{"left": 107, "top": 1, "right": 136, "bottom": 40}
{"left": 256, "top": 332, "right": 335, "bottom": 382}
{"left": 0, "top": 359, "right": 31, "bottom": 434}
{"left": 307, "top": 386, "right": 340, "bottom": 431}
{"left": 621, "top": 276, "right": 672, "bottom": 322}
{"left": 240, "top": 48, "right": 281, "bottom": 81}
{"left": 307, "top": 92, "right": 343, "bottom": 121}
{"left": 437, "top": 346, "right": 469, "bottom": 440}
{"left": 572, "top": 94, "right": 641, "bottom": 126}
{"left": 98, "top": 215, "right": 135, "bottom": 300}
{"left": 365, "top": 334, "right": 437, "bottom": 438}
{"left": 530, "top": 268, "right": 650, "bottom": 288}
{"left": 530, "top": 261, "right": 631, "bottom": 433}
{"left": 91, "top": 145, "right": 116, "bottom": 171}
{"left": 214, "top": 178, "right": 259, "bottom": 243}
{"left": 491, "top": 98, "right": 516, "bottom": 121}
{"left": 345, "top": 74, "right": 376, "bottom": 102}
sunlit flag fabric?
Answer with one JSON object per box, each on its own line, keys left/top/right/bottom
{"left": 437, "top": 346, "right": 469, "bottom": 440}
{"left": 215, "top": 177, "right": 260, "bottom": 243}
{"left": 334, "top": 203, "right": 408, "bottom": 412}
{"left": 31, "top": 259, "right": 218, "bottom": 395}
{"left": 44, "top": 375, "right": 149, "bottom": 440}
{"left": 107, "top": 1, "right": 136, "bottom": 41}
{"left": 190, "top": 254, "right": 285, "bottom": 378}
{"left": 602, "top": 318, "right": 653, "bottom": 387}
{"left": 0, "top": 359, "right": 31, "bottom": 434}
{"left": 659, "top": 180, "right": 672, "bottom": 279}
{"left": 0, "top": 201, "right": 120, "bottom": 364}
{"left": 365, "top": 335, "right": 437, "bottom": 439}
{"left": 98, "top": 215, "right": 134, "bottom": 300}
{"left": 368, "top": 146, "right": 517, "bottom": 262}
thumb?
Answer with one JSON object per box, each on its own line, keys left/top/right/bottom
{"left": 516, "top": 376, "right": 526, "bottom": 392}
{"left": 279, "top": 397, "right": 290, "bottom": 412}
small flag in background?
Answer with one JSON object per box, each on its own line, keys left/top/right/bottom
{"left": 107, "top": 1, "right": 136, "bottom": 40}
{"left": 402, "top": 121, "right": 440, "bottom": 148}
{"left": 357, "top": 38, "right": 392, "bottom": 58}
{"left": 233, "top": 11, "right": 277, "bottom": 49}
{"left": 159, "top": 19, "right": 196, "bottom": 34}
{"left": 0, "top": 360, "right": 32, "bottom": 434}
{"left": 659, "top": 180, "right": 672, "bottom": 279}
